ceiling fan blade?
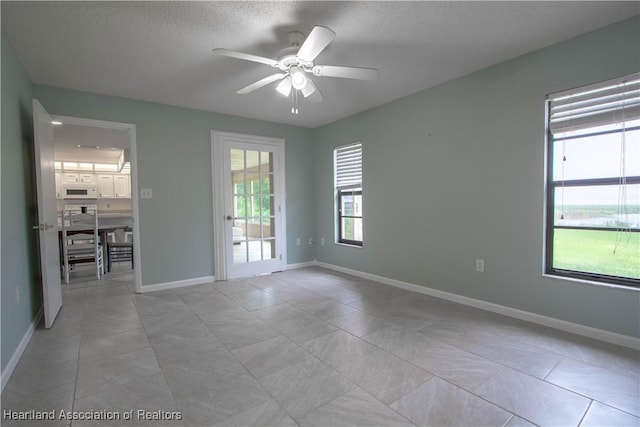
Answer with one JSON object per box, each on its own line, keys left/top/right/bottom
{"left": 312, "top": 65, "right": 378, "bottom": 80}
{"left": 212, "top": 48, "right": 279, "bottom": 67}
{"left": 301, "top": 78, "right": 323, "bottom": 103}
{"left": 237, "top": 73, "right": 286, "bottom": 94}
{"left": 297, "top": 26, "right": 336, "bottom": 62}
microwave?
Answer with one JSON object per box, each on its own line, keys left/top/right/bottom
{"left": 62, "top": 183, "right": 98, "bottom": 199}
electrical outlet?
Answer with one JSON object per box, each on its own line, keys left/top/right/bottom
{"left": 296, "top": 238, "right": 300, "bottom": 246}
{"left": 140, "top": 188, "right": 153, "bottom": 199}
{"left": 320, "top": 238, "right": 325, "bottom": 246}
{"left": 16, "top": 287, "right": 21, "bottom": 304}
{"left": 476, "top": 259, "right": 485, "bottom": 272}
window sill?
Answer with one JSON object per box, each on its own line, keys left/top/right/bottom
{"left": 335, "top": 242, "right": 363, "bottom": 249}
{"left": 543, "top": 273, "right": 639, "bottom": 291}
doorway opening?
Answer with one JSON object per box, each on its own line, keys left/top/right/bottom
{"left": 52, "top": 115, "right": 141, "bottom": 293}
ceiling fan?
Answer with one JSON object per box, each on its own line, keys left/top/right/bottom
{"left": 212, "top": 26, "right": 378, "bottom": 113}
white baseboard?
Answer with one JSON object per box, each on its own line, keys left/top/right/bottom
{"left": 140, "top": 275, "right": 216, "bottom": 293}
{"left": 315, "top": 261, "right": 640, "bottom": 350}
{"left": 140, "top": 263, "right": 320, "bottom": 292}
{"left": 1, "top": 307, "right": 44, "bottom": 392}
{"left": 286, "top": 261, "right": 317, "bottom": 270}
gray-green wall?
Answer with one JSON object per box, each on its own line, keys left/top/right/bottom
{"left": 313, "top": 16, "right": 640, "bottom": 338}
{"left": 31, "top": 86, "right": 316, "bottom": 286}
{"left": 1, "top": 33, "right": 41, "bottom": 372}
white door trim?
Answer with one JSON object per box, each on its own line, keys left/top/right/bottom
{"left": 211, "top": 130, "right": 287, "bottom": 281}
{"left": 52, "top": 115, "right": 142, "bottom": 293}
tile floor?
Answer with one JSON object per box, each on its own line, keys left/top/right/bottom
{"left": 1, "top": 267, "right": 639, "bottom": 426}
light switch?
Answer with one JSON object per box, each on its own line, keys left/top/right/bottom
{"left": 141, "top": 188, "right": 153, "bottom": 199}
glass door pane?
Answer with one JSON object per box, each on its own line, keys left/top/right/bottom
{"left": 231, "top": 148, "right": 277, "bottom": 265}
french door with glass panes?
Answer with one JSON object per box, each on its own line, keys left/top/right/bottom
{"left": 213, "top": 132, "right": 286, "bottom": 279}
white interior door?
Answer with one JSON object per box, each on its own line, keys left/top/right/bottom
{"left": 212, "top": 132, "right": 286, "bottom": 280}
{"left": 32, "top": 99, "right": 62, "bottom": 328}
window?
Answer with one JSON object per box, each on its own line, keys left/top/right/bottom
{"left": 335, "top": 142, "right": 363, "bottom": 246}
{"left": 94, "top": 163, "right": 119, "bottom": 172}
{"left": 545, "top": 73, "right": 640, "bottom": 287}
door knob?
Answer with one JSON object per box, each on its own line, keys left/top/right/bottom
{"left": 33, "top": 224, "right": 56, "bottom": 230}
{"left": 226, "top": 215, "right": 233, "bottom": 221}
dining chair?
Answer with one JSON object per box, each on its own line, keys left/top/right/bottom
{"left": 106, "top": 226, "right": 133, "bottom": 272}
{"left": 61, "top": 209, "right": 104, "bottom": 283}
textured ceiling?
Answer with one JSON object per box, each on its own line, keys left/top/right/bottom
{"left": 2, "top": 1, "right": 638, "bottom": 128}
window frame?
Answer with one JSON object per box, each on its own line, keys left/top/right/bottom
{"left": 337, "top": 186, "right": 363, "bottom": 247}
{"left": 334, "top": 142, "right": 363, "bottom": 247}
{"left": 544, "top": 75, "right": 640, "bottom": 288}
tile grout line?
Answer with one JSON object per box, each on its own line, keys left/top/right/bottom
{"left": 68, "top": 278, "right": 92, "bottom": 427}
{"left": 577, "top": 400, "right": 595, "bottom": 427}
{"left": 130, "top": 286, "right": 187, "bottom": 427}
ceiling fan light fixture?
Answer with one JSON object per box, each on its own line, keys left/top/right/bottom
{"left": 276, "top": 77, "right": 292, "bottom": 97}
{"left": 290, "top": 66, "right": 307, "bottom": 90}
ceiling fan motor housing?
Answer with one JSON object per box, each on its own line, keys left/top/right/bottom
{"left": 287, "top": 31, "right": 305, "bottom": 47}
{"left": 277, "top": 31, "right": 313, "bottom": 72}
{"left": 277, "top": 47, "right": 298, "bottom": 65}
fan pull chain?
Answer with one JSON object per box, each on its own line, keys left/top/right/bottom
{"left": 291, "top": 89, "right": 300, "bottom": 115}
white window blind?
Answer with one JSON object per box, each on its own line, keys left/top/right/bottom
{"left": 335, "top": 142, "right": 362, "bottom": 188}
{"left": 549, "top": 73, "right": 640, "bottom": 134}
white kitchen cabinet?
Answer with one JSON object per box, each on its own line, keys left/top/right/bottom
{"left": 79, "top": 173, "right": 95, "bottom": 184}
{"left": 113, "top": 175, "right": 131, "bottom": 198}
{"left": 62, "top": 172, "right": 94, "bottom": 184}
{"left": 96, "top": 174, "right": 115, "bottom": 198}
{"left": 55, "top": 172, "right": 63, "bottom": 199}
{"left": 58, "top": 171, "right": 131, "bottom": 199}
{"left": 62, "top": 172, "right": 80, "bottom": 183}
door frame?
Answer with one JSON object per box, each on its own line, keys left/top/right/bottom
{"left": 52, "top": 115, "right": 142, "bottom": 293}
{"left": 211, "top": 130, "right": 287, "bottom": 281}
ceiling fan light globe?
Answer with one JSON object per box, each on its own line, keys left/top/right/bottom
{"left": 276, "top": 77, "right": 292, "bottom": 97}
{"left": 290, "top": 67, "right": 307, "bottom": 90}
{"left": 292, "top": 75, "right": 306, "bottom": 90}
{"left": 301, "top": 79, "right": 316, "bottom": 97}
